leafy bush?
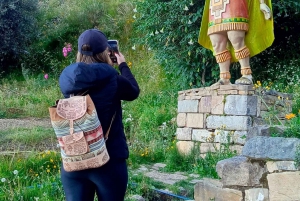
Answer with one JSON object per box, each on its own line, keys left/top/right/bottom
{"left": 0, "top": 0, "right": 38, "bottom": 74}
{"left": 133, "top": 0, "right": 300, "bottom": 89}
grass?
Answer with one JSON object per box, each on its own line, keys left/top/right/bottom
{"left": 0, "top": 0, "right": 278, "bottom": 200}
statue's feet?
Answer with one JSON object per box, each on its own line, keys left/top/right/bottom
{"left": 235, "top": 75, "right": 253, "bottom": 85}
{"left": 211, "top": 79, "right": 231, "bottom": 87}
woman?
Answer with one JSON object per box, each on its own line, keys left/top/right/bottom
{"left": 58, "top": 29, "right": 140, "bottom": 201}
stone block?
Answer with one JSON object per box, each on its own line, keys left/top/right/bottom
{"left": 191, "top": 95, "right": 202, "bottom": 100}
{"left": 266, "top": 161, "right": 298, "bottom": 173}
{"left": 206, "top": 116, "right": 252, "bottom": 131}
{"left": 218, "top": 90, "right": 238, "bottom": 95}
{"left": 268, "top": 172, "right": 300, "bottom": 201}
{"left": 211, "top": 96, "right": 225, "bottom": 115}
{"left": 176, "top": 128, "right": 192, "bottom": 140}
{"left": 219, "top": 85, "right": 254, "bottom": 91}
{"left": 224, "top": 95, "right": 258, "bottom": 116}
{"left": 214, "top": 130, "right": 233, "bottom": 143}
{"left": 233, "top": 131, "right": 247, "bottom": 145}
{"left": 177, "top": 113, "right": 186, "bottom": 127}
{"left": 192, "top": 129, "right": 212, "bottom": 142}
{"left": 200, "top": 143, "right": 220, "bottom": 153}
{"left": 229, "top": 145, "right": 243, "bottom": 155}
{"left": 199, "top": 96, "right": 212, "bottom": 113}
{"left": 194, "top": 178, "right": 243, "bottom": 201}
{"left": 187, "top": 113, "right": 204, "bottom": 128}
{"left": 242, "top": 136, "right": 300, "bottom": 161}
{"left": 178, "top": 94, "right": 185, "bottom": 101}
{"left": 176, "top": 141, "right": 194, "bottom": 155}
{"left": 216, "top": 156, "right": 267, "bottom": 187}
{"left": 245, "top": 188, "right": 269, "bottom": 201}
{"left": 178, "top": 100, "right": 198, "bottom": 113}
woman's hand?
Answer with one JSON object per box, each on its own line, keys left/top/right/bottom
{"left": 115, "top": 52, "right": 126, "bottom": 65}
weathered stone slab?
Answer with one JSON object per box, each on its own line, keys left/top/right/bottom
{"left": 242, "top": 136, "right": 300, "bottom": 161}
{"left": 176, "top": 113, "right": 186, "bottom": 127}
{"left": 144, "top": 170, "right": 188, "bottom": 185}
{"left": 214, "top": 130, "right": 246, "bottom": 144}
{"left": 176, "top": 128, "right": 192, "bottom": 140}
{"left": 229, "top": 145, "right": 243, "bottom": 155}
{"left": 178, "top": 100, "right": 198, "bottom": 113}
{"left": 268, "top": 172, "right": 300, "bottom": 201}
{"left": 200, "top": 143, "right": 220, "bottom": 153}
{"left": 194, "top": 178, "right": 243, "bottom": 201}
{"left": 246, "top": 125, "right": 286, "bottom": 140}
{"left": 186, "top": 113, "right": 204, "bottom": 128}
{"left": 214, "top": 130, "right": 233, "bottom": 143}
{"left": 199, "top": 96, "right": 211, "bottom": 113}
{"left": 233, "top": 131, "right": 247, "bottom": 145}
{"left": 266, "top": 161, "right": 298, "bottom": 173}
{"left": 176, "top": 141, "right": 194, "bottom": 155}
{"left": 211, "top": 95, "right": 225, "bottom": 115}
{"left": 224, "top": 95, "right": 258, "bottom": 116}
{"left": 192, "top": 129, "right": 211, "bottom": 142}
{"left": 216, "top": 156, "right": 267, "bottom": 187}
{"left": 245, "top": 188, "right": 269, "bottom": 201}
{"left": 206, "top": 116, "right": 252, "bottom": 130}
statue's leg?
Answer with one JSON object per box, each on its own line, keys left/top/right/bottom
{"left": 209, "top": 32, "right": 232, "bottom": 86}
{"left": 227, "top": 30, "right": 253, "bottom": 85}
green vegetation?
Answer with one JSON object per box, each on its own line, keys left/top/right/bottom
{"left": 1, "top": 0, "right": 300, "bottom": 200}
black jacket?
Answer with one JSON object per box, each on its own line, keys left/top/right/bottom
{"left": 59, "top": 62, "right": 139, "bottom": 159}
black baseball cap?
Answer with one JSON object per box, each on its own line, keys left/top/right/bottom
{"left": 78, "top": 29, "right": 109, "bottom": 56}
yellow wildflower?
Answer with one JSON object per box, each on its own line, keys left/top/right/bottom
{"left": 46, "top": 169, "right": 50, "bottom": 173}
{"left": 285, "top": 113, "right": 296, "bottom": 120}
{"left": 50, "top": 159, "right": 54, "bottom": 163}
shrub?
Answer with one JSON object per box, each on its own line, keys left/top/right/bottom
{"left": 20, "top": 0, "right": 127, "bottom": 76}
{"left": 0, "top": 0, "right": 38, "bottom": 74}
{"left": 133, "top": 0, "right": 300, "bottom": 89}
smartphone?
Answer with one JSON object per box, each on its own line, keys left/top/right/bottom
{"left": 108, "top": 40, "right": 119, "bottom": 64}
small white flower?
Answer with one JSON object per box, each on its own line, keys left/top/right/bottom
{"left": 149, "top": 32, "right": 154, "bottom": 36}
{"left": 132, "top": 45, "right": 136, "bottom": 50}
{"left": 188, "top": 39, "right": 194, "bottom": 45}
{"left": 188, "top": 20, "right": 192, "bottom": 25}
{"left": 133, "top": 7, "right": 137, "bottom": 13}
{"left": 184, "top": 5, "right": 189, "bottom": 11}
{"left": 160, "top": 27, "right": 164, "bottom": 33}
{"left": 133, "top": 14, "right": 136, "bottom": 19}
{"left": 148, "top": 47, "right": 151, "bottom": 51}
{"left": 125, "top": 118, "right": 132, "bottom": 123}
{"left": 190, "top": 1, "right": 194, "bottom": 6}
{"left": 1, "top": 178, "right": 6, "bottom": 182}
{"left": 13, "top": 170, "right": 18, "bottom": 175}
{"left": 34, "top": 197, "right": 39, "bottom": 201}
{"left": 155, "top": 30, "right": 159, "bottom": 34}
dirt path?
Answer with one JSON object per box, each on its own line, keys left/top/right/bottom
{"left": 0, "top": 118, "right": 52, "bottom": 130}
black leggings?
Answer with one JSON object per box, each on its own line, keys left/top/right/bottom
{"left": 61, "top": 159, "right": 128, "bottom": 201}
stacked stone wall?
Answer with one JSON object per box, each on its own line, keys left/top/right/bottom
{"left": 176, "top": 85, "right": 299, "bottom": 201}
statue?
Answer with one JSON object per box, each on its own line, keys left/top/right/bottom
{"left": 198, "top": 0, "right": 274, "bottom": 85}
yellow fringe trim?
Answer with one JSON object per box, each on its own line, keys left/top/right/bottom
{"left": 208, "top": 22, "right": 249, "bottom": 35}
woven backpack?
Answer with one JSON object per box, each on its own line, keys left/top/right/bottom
{"left": 49, "top": 94, "right": 114, "bottom": 172}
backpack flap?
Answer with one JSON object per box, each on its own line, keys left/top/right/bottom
{"left": 62, "top": 131, "right": 89, "bottom": 156}
{"left": 56, "top": 96, "right": 87, "bottom": 120}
